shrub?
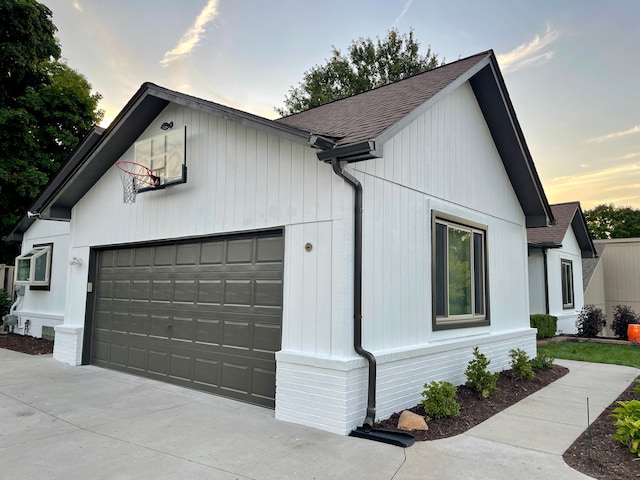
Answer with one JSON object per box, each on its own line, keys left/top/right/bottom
{"left": 635, "top": 379, "right": 640, "bottom": 396}
{"left": 611, "top": 305, "right": 639, "bottom": 340}
{"left": 530, "top": 353, "right": 555, "bottom": 370}
{"left": 530, "top": 314, "right": 557, "bottom": 339}
{"left": 575, "top": 305, "right": 606, "bottom": 338}
{"left": 465, "top": 346, "right": 499, "bottom": 399}
{"left": 611, "top": 399, "right": 640, "bottom": 457}
{"left": 509, "top": 348, "right": 535, "bottom": 379}
{"left": 421, "top": 381, "right": 460, "bottom": 419}
{"left": 0, "top": 289, "right": 11, "bottom": 317}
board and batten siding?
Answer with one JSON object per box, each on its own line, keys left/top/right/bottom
{"left": 57, "top": 82, "right": 538, "bottom": 435}
{"left": 279, "top": 82, "right": 535, "bottom": 434}
{"left": 528, "top": 249, "right": 547, "bottom": 314}
{"left": 354, "top": 81, "right": 531, "bottom": 351}
{"left": 16, "top": 220, "right": 69, "bottom": 338}
{"left": 546, "top": 228, "right": 584, "bottom": 334}
{"left": 64, "top": 103, "right": 355, "bottom": 363}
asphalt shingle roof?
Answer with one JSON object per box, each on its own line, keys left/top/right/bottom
{"left": 275, "top": 51, "right": 490, "bottom": 145}
{"left": 527, "top": 202, "right": 581, "bottom": 246}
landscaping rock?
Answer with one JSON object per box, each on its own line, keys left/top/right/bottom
{"left": 397, "top": 410, "right": 428, "bottom": 431}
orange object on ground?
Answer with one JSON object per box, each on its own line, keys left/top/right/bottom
{"left": 628, "top": 324, "right": 640, "bottom": 342}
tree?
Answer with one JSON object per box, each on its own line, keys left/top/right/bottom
{"left": 0, "top": 0, "right": 103, "bottom": 264}
{"left": 276, "top": 28, "right": 443, "bottom": 116}
{"left": 584, "top": 204, "right": 640, "bottom": 239}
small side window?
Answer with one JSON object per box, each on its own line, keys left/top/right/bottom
{"left": 14, "top": 245, "right": 52, "bottom": 288}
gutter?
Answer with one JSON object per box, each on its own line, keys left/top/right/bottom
{"left": 311, "top": 135, "right": 378, "bottom": 429}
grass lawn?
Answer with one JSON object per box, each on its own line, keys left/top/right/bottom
{"left": 538, "top": 341, "right": 640, "bottom": 369}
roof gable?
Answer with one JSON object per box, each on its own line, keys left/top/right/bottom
{"left": 528, "top": 202, "right": 597, "bottom": 258}
{"left": 275, "top": 52, "right": 490, "bottom": 145}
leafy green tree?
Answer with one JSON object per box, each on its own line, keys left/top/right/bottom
{"left": 584, "top": 204, "right": 640, "bottom": 239}
{"left": 0, "top": 0, "right": 103, "bottom": 264}
{"left": 276, "top": 28, "right": 443, "bottom": 116}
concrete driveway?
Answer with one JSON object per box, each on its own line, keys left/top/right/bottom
{"left": 1, "top": 348, "right": 638, "bottom": 479}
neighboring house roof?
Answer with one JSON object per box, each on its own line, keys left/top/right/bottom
{"left": 5, "top": 49, "right": 555, "bottom": 240}
{"left": 582, "top": 242, "right": 607, "bottom": 290}
{"left": 527, "top": 201, "right": 597, "bottom": 258}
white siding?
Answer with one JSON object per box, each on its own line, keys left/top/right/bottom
{"left": 66, "top": 103, "right": 353, "bottom": 360}
{"left": 15, "top": 220, "right": 69, "bottom": 337}
{"left": 528, "top": 249, "right": 546, "bottom": 314}
{"left": 57, "top": 82, "right": 537, "bottom": 435}
{"left": 356, "top": 82, "right": 531, "bottom": 352}
{"left": 546, "top": 228, "right": 584, "bottom": 334}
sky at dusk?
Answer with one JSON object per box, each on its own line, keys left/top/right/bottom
{"left": 44, "top": 0, "right": 640, "bottom": 209}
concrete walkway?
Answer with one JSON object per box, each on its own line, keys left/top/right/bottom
{"left": 0, "top": 349, "right": 637, "bottom": 480}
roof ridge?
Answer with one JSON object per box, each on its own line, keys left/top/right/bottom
{"left": 276, "top": 50, "right": 492, "bottom": 120}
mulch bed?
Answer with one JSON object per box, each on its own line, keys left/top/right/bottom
{"left": 374, "top": 365, "right": 569, "bottom": 441}
{"left": 564, "top": 377, "right": 640, "bottom": 480}
{"left": 0, "top": 332, "right": 54, "bottom": 355}
{"left": 374, "top": 364, "right": 640, "bottom": 480}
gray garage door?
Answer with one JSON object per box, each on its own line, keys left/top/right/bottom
{"left": 91, "top": 232, "right": 283, "bottom": 408}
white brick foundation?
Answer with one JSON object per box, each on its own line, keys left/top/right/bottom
{"left": 52, "top": 326, "right": 84, "bottom": 365}
{"left": 276, "top": 328, "right": 536, "bottom": 435}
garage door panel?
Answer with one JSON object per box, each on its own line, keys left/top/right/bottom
{"left": 255, "top": 280, "right": 282, "bottom": 307}
{"left": 92, "top": 232, "right": 283, "bottom": 408}
{"left": 197, "top": 280, "right": 222, "bottom": 304}
{"left": 194, "top": 357, "right": 219, "bottom": 387}
{"left": 148, "top": 315, "right": 171, "bottom": 339}
{"left": 224, "top": 280, "right": 251, "bottom": 306}
{"left": 169, "top": 353, "right": 192, "bottom": 380}
{"left": 128, "top": 347, "right": 147, "bottom": 371}
{"left": 148, "top": 350, "right": 168, "bottom": 375}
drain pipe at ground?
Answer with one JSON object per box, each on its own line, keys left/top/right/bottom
{"left": 331, "top": 157, "right": 377, "bottom": 430}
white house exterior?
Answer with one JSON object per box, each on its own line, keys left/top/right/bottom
{"left": 528, "top": 202, "right": 596, "bottom": 334}
{"left": 6, "top": 51, "right": 555, "bottom": 435}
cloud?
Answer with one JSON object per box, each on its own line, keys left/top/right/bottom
{"left": 73, "top": 1, "right": 83, "bottom": 12}
{"left": 549, "top": 162, "right": 640, "bottom": 190}
{"left": 161, "top": 0, "right": 220, "bottom": 67}
{"left": 587, "top": 125, "right": 640, "bottom": 144}
{"left": 392, "top": 0, "right": 414, "bottom": 27}
{"left": 497, "top": 24, "right": 559, "bottom": 73}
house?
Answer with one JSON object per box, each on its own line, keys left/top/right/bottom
{"left": 5, "top": 50, "right": 554, "bottom": 435}
{"left": 584, "top": 238, "right": 640, "bottom": 337}
{"left": 527, "top": 202, "right": 597, "bottom": 334}
{"left": 5, "top": 128, "right": 103, "bottom": 338}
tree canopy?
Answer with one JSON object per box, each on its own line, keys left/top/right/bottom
{"left": 0, "top": 0, "right": 103, "bottom": 264}
{"left": 276, "top": 28, "right": 443, "bottom": 116}
{"left": 584, "top": 204, "right": 640, "bottom": 239}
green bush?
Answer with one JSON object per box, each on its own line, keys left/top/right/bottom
{"left": 509, "top": 348, "right": 535, "bottom": 379}
{"left": 530, "top": 314, "right": 557, "bottom": 339}
{"left": 611, "top": 399, "right": 640, "bottom": 457}
{"left": 465, "top": 346, "right": 499, "bottom": 399}
{"left": 421, "top": 381, "right": 460, "bottom": 419}
{"left": 611, "top": 305, "right": 639, "bottom": 340}
{"left": 634, "top": 379, "right": 640, "bottom": 396}
{"left": 530, "top": 353, "right": 555, "bottom": 370}
{"left": 0, "top": 289, "right": 11, "bottom": 317}
{"left": 576, "top": 305, "right": 606, "bottom": 338}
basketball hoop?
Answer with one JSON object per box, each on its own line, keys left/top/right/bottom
{"left": 115, "top": 160, "right": 160, "bottom": 204}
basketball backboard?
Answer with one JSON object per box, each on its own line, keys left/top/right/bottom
{"left": 134, "top": 126, "right": 187, "bottom": 190}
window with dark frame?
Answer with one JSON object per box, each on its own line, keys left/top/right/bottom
{"left": 561, "top": 259, "right": 574, "bottom": 309}
{"left": 433, "top": 214, "right": 489, "bottom": 330}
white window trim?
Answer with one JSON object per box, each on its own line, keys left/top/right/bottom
{"left": 14, "top": 245, "right": 52, "bottom": 287}
{"left": 432, "top": 212, "right": 490, "bottom": 330}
